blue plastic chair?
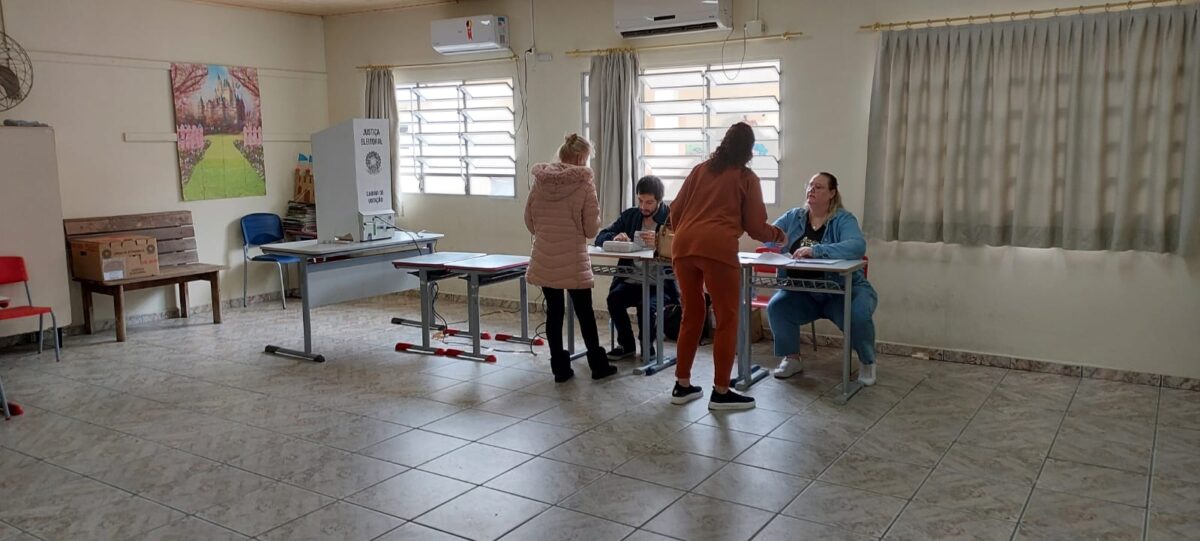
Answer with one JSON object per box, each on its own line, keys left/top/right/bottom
{"left": 240, "top": 213, "right": 301, "bottom": 309}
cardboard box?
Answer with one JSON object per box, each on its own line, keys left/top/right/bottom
{"left": 749, "top": 308, "right": 765, "bottom": 343}
{"left": 69, "top": 235, "right": 160, "bottom": 282}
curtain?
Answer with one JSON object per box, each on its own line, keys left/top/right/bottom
{"left": 589, "top": 51, "right": 641, "bottom": 223}
{"left": 365, "top": 68, "right": 400, "bottom": 214}
{"left": 864, "top": 5, "right": 1200, "bottom": 254}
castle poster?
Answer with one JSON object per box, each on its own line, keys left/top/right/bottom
{"left": 170, "top": 63, "right": 265, "bottom": 201}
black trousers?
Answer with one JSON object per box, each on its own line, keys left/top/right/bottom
{"left": 607, "top": 281, "right": 657, "bottom": 352}
{"left": 542, "top": 287, "right": 603, "bottom": 359}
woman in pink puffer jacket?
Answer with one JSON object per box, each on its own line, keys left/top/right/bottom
{"left": 525, "top": 134, "right": 616, "bottom": 382}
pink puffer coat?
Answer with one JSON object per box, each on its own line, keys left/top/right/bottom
{"left": 524, "top": 162, "right": 600, "bottom": 290}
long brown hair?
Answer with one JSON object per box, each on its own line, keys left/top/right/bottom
{"left": 707, "top": 122, "right": 755, "bottom": 174}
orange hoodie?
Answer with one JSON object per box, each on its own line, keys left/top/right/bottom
{"left": 669, "top": 161, "right": 785, "bottom": 267}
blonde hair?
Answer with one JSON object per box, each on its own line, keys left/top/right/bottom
{"left": 811, "top": 172, "right": 844, "bottom": 213}
{"left": 558, "top": 133, "right": 592, "bottom": 164}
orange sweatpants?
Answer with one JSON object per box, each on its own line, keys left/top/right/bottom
{"left": 673, "top": 255, "right": 741, "bottom": 388}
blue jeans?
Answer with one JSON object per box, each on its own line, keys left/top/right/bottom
{"left": 766, "top": 287, "right": 878, "bottom": 364}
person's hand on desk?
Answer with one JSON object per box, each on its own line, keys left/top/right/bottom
{"left": 792, "top": 247, "right": 815, "bottom": 259}
{"left": 613, "top": 233, "right": 631, "bottom": 242}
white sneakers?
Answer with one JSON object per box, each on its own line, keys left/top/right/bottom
{"left": 772, "top": 357, "right": 803, "bottom": 379}
{"left": 774, "top": 356, "right": 878, "bottom": 386}
{"left": 858, "top": 363, "right": 876, "bottom": 386}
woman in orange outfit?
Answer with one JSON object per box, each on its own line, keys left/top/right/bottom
{"left": 668, "top": 122, "right": 786, "bottom": 410}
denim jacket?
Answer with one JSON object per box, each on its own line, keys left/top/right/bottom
{"left": 771, "top": 207, "right": 872, "bottom": 291}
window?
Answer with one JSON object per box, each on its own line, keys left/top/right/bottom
{"left": 581, "top": 60, "right": 782, "bottom": 203}
{"left": 395, "top": 78, "right": 516, "bottom": 197}
{"left": 640, "top": 60, "right": 781, "bottom": 203}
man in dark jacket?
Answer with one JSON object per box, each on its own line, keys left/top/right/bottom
{"left": 594, "top": 176, "right": 679, "bottom": 360}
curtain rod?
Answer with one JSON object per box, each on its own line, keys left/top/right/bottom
{"left": 565, "top": 31, "right": 801, "bottom": 57}
{"left": 860, "top": 0, "right": 1191, "bottom": 31}
{"left": 357, "top": 53, "right": 519, "bottom": 71}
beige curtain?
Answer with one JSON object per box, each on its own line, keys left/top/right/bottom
{"left": 864, "top": 5, "right": 1200, "bottom": 254}
{"left": 589, "top": 51, "right": 641, "bottom": 223}
{"left": 365, "top": 68, "right": 400, "bottom": 214}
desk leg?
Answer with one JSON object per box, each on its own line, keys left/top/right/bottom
{"left": 265, "top": 260, "right": 326, "bottom": 362}
{"left": 732, "top": 265, "right": 767, "bottom": 391}
{"left": 520, "top": 276, "right": 530, "bottom": 339}
{"left": 634, "top": 262, "right": 656, "bottom": 375}
{"left": 208, "top": 272, "right": 222, "bottom": 325}
{"left": 833, "top": 274, "right": 864, "bottom": 404}
{"left": 638, "top": 261, "right": 676, "bottom": 376}
{"left": 81, "top": 283, "right": 93, "bottom": 335}
{"left": 114, "top": 285, "right": 127, "bottom": 343}
{"left": 450, "top": 273, "right": 495, "bottom": 363}
{"left": 495, "top": 275, "right": 541, "bottom": 346}
{"left": 395, "top": 269, "right": 443, "bottom": 356}
{"left": 177, "top": 282, "right": 189, "bottom": 318}
{"left": 469, "top": 274, "right": 481, "bottom": 355}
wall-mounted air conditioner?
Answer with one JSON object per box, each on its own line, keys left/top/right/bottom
{"left": 431, "top": 15, "right": 509, "bottom": 55}
{"left": 614, "top": 0, "right": 732, "bottom": 39}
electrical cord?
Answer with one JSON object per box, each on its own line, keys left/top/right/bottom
{"left": 370, "top": 215, "right": 426, "bottom": 256}
{"left": 719, "top": 24, "right": 749, "bottom": 81}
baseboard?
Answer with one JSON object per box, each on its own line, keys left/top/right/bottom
{"left": 5, "top": 289, "right": 1196, "bottom": 391}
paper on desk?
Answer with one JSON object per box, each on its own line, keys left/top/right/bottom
{"left": 756, "top": 252, "right": 842, "bottom": 266}
{"left": 755, "top": 252, "right": 794, "bottom": 264}
{"left": 795, "top": 258, "right": 841, "bottom": 265}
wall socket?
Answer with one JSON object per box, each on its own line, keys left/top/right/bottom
{"left": 745, "top": 19, "right": 765, "bottom": 37}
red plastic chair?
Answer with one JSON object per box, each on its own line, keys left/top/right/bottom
{"left": 0, "top": 256, "right": 61, "bottom": 360}
{"left": 1, "top": 257, "right": 62, "bottom": 419}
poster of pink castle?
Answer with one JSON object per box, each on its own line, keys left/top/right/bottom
{"left": 170, "top": 63, "right": 266, "bottom": 201}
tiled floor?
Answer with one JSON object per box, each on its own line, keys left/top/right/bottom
{"left": 1, "top": 295, "right": 1197, "bottom": 541}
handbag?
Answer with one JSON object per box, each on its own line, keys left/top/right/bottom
{"left": 655, "top": 221, "right": 674, "bottom": 261}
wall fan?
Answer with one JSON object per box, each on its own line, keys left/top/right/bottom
{"left": 0, "top": 0, "right": 33, "bottom": 112}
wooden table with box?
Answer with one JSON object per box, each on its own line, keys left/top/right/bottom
{"left": 64, "top": 211, "right": 225, "bottom": 342}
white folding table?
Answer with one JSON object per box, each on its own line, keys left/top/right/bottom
{"left": 259, "top": 232, "right": 442, "bottom": 362}
{"left": 391, "top": 252, "right": 488, "bottom": 356}
{"left": 733, "top": 253, "right": 867, "bottom": 404}
{"left": 442, "top": 255, "right": 536, "bottom": 363}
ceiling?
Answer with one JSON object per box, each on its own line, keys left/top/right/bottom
{"left": 191, "top": 0, "right": 466, "bottom": 17}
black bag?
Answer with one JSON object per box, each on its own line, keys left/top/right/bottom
{"left": 663, "top": 293, "right": 713, "bottom": 344}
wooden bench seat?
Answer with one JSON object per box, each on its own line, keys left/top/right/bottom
{"left": 64, "top": 211, "right": 225, "bottom": 342}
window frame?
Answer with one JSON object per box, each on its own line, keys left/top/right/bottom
{"left": 583, "top": 60, "right": 783, "bottom": 205}
{"left": 395, "top": 78, "right": 517, "bottom": 198}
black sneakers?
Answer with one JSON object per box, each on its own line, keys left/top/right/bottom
{"left": 708, "top": 389, "right": 756, "bottom": 410}
{"left": 607, "top": 347, "right": 635, "bottom": 361}
{"left": 670, "top": 382, "right": 703, "bottom": 404}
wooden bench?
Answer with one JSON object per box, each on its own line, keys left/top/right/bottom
{"left": 63, "top": 211, "right": 225, "bottom": 342}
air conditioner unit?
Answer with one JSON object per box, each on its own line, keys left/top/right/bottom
{"left": 614, "top": 0, "right": 732, "bottom": 39}
{"left": 431, "top": 15, "right": 509, "bottom": 55}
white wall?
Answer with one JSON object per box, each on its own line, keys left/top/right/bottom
{"left": 323, "top": 0, "right": 1200, "bottom": 380}
{"left": 3, "top": 0, "right": 329, "bottom": 324}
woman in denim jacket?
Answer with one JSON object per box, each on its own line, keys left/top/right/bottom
{"left": 766, "top": 172, "right": 879, "bottom": 385}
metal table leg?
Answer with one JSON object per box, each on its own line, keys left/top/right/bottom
{"left": 833, "top": 272, "right": 863, "bottom": 404}
{"left": 495, "top": 275, "right": 542, "bottom": 346}
{"left": 638, "top": 260, "right": 676, "bottom": 376}
{"left": 732, "top": 264, "right": 766, "bottom": 390}
{"left": 265, "top": 259, "right": 326, "bottom": 362}
{"left": 394, "top": 269, "right": 444, "bottom": 356}
{"left": 450, "top": 272, "right": 494, "bottom": 363}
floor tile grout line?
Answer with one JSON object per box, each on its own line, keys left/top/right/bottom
{"left": 1141, "top": 385, "right": 1163, "bottom": 541}
{"left": 876, "top": 371, "right": 1010, "bottom": 539}
{"left": 1008, "top": 373, "right": 1083, "bottom": 541}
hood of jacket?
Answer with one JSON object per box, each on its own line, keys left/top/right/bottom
{"left": 530, "top": 162, "right": 593, "bottom": 202}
